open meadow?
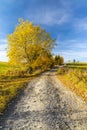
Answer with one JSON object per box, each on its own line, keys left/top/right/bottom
{"left": 66, "top": 62, "right": 87, "bottom": 69}
{"left": 0, "top": 61, "right": 43, "bottom": 115}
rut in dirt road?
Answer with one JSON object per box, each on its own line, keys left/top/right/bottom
{"left": 0, "top": 70, "right": 87, "bottom": 130}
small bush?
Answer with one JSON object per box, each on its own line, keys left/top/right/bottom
{"left": 57, "top": 67, "right": 67, "bottom": 75}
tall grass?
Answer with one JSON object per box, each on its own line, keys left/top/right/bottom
{"left": 0, "top": 62, "right": 43, "bottom": 115}
{"left": 57, "top": 66, "right": 87, "bottom": 102}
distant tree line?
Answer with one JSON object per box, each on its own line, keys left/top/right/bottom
{"left": 54, "top": 55, "right": 64, "bottom": 65}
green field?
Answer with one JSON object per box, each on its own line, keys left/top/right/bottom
{"left": 0, "top": 61, "right": 42, "bottom": 115}
{"left": 66, "top": 62, "right": 87, "bottom": 69}
{"left": 0, "top": 62, "right": 25, "bottom": 114}
{"left": 0, "top": 62, "right": 12, "bottom": 73}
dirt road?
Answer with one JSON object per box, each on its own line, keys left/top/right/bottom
{"left": 0, "top": 69, "right": 87, "bottom": 130}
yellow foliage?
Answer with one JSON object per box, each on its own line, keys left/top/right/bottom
{"left": 7, "top": 18, "right": 55, "bottom": 68}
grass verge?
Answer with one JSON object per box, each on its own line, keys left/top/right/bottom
{"left": 57, "top": 68, "right": 87, "bottom": 102}
{"left": 0, "top": 69, "right": 44, "bottom": 116}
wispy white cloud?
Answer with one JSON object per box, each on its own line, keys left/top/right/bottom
{"left": 53, "top": 50, "right": 87, "bottom": 62}
{"left": 53, "top": 39, "right": 87, "bottom": 62}
{"left": 0, "top": 51, "right": 8, "bottom": 61}
{"left": 26, "top": 8, "right": 70, "bottom": 26}
{"left": 63, "top": 51, "right": 87, "bottom": 61}
{"left": 74, "top": 18, "right": 87, "bottom": 31}
{"left": 0, "top": 43, "right": 7, "bottom": 51}
{"left": 61, "top": 51, "right": 87, "bottom": 58}
{"left": 0, "top": 42, "right": 8, "bottom": 61}
{"left": 59, "top": 39, "right": 87, "bottom": 49}
{"left": 0, "top": 38, "right": 7, "bottom": 43}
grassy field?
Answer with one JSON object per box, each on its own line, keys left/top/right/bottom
{"left": 57, "top": 62, "right": 87, "bottom": 102}
{"left": 66, "top": 62, "right": 87, "bottom": 69}
{"left": 0, "top": 61, "right": 43, "bottom": 115}
{"left": 0, "top": 62, "right": 12, "bottom": 74}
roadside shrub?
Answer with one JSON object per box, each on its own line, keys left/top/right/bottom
{"left": 57, "top": 67, "right": 69, "bottom": 75}
{"left": 57, "top": 68, "right": 66, "bottom": 75}
{"left": 6, "top": 69, "right": 26, "bottom": 78}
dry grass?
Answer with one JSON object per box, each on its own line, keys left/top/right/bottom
{"left": 0, "top": 63, "right": 43, "bottom": 115}
{"left": 58, "top": 69, "right": 87, "bottom": 102}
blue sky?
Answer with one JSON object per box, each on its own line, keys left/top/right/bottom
{"left": 0, "top": 0, "right": 87, "bottom": 62}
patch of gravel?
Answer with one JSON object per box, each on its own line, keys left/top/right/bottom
{"left": 0, "top": 70, "right": 87, "bottom": 130}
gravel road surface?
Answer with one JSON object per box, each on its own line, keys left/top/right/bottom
{"left": 0, "top": 69, "right": 87, "bottom": 130}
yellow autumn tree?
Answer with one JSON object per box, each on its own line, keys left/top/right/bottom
{"left": 7, "top": 19, "right": 55, "bottom": 71}
{"left": 33, "top": 51, "right": 54, "bottom": 70}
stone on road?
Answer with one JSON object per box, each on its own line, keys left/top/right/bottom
{"left": 0, "top": 70, "right": 87, "bottom": 130}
